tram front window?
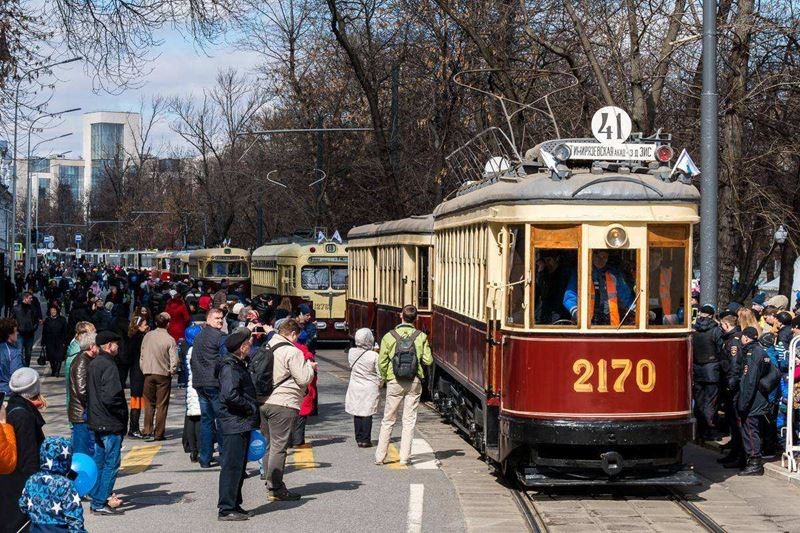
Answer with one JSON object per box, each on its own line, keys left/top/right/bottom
{"left": 205, "top": 261, "right": 248, "bottom": 278}
{"left": 533, "top": 249, "right": 576, "bottom": 325}
{"left": 302, "top": 266, "right": 331, "bottom": 290}
{"left": 331, "top": 267, "right": 348, "bottom": 290}
{"left": 576, "top": 249, "right": 638, "bottom": 327}
{"left": 648, "top": 247, "right": 686, "bottom": 326}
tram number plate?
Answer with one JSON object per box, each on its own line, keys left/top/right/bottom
{"left": 314, "top": 303, "right": 330, "bottom": 311}
{"left": 572, "top": 358, "right": 655, "bottom": 393}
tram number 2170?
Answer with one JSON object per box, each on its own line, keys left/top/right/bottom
{"left": 572, "top": 358, "right": 656, "bottom": 394}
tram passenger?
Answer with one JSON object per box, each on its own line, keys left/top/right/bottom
{"left": 534, "top": 251, "right": 571, "bottom": 324}
{"left": 562, "top": 250, "right": 634, "bottom": 326}
{"left": 692, "top": 305, "right": 723, "bottom": 440}
{"left": 648, "top": 249, "right": 683, "bottom": 325}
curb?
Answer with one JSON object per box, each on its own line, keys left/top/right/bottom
{"left": 697, "top": 439, "right": 800, "bottom": 486}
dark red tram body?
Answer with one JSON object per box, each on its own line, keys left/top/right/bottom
{"left": 348, "top": 138, "right": 700, "bottom": 486}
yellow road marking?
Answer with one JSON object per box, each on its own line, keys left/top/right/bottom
{"left": 387, "top": 443, "right": 407, "bottom": 469}
{"left": 290, "top": 444, "right": 317, "bottom": 469}
{"left": 120, "top": 444, "right": 161, "bottom": 474}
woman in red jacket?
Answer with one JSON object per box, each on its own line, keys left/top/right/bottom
{"left": 291, "top": 341, "right": 317, "bottom": 447}
{"left": 164, "top": 291, "right": 190, "bottom": 343}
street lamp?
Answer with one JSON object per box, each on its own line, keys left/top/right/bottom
{"left": 25, "top": 107, "right": 79, "bottom": 272}
{"left": 10, "top": 56, "right": 82, "bottom": 274}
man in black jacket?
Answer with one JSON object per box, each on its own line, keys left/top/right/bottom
{"left": 737, "top": 327, "right": 770, "bottom": 476}
{"left": 68, "top": 331, "right": 99, "bottom": 456}
{"left": 12, "top": 291, "right": 38, "bottom": 366}
{"left": 692, "top": 305, "right": 724, "bottom": 440}
{"left": 216, "top": 327, "right": 259, "bottom": 521}
{"left": 191, "top": 307, "right": 228, "bottom": 468}
{"left": 718, "top": 315, "right": 744, "bottom": 467}
{"left": 87, "top": 330, "right": 128, "bottom": 515}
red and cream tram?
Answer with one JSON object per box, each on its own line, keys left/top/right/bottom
{"left": 346, "top": 135, "right": 699, "bottom": 486}
{"left": 346, "top": 215, "right": 434, "bottom": 340}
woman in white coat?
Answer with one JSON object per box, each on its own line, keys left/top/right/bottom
{"left": 346, "top": 328, "right": 381, "bottom": 447}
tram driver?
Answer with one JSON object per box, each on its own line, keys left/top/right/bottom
{"left": 563, "top": 249, "right": 635, "bottom": 326}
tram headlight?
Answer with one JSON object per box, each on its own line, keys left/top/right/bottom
{"left": 553, "top": 143, "right": 571, "bottom": 162}
{"left": 605, "top": 225, "right": 628, "bottom": 248}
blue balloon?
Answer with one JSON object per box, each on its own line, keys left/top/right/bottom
{"left": 247, "top": 430, "right": 267, "bottom": 462}
{"left": 70, "top": 452, "right": 98, "bottom": 497}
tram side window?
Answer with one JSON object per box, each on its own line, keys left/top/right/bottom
{"left": 586, "top": 249, "right": 638, "bottom": 327}
{"left": 417, "top": 246, "right": 431, "bottom": 309}
{"left": 647, "top": 224, "right": 689, "bottom": 327}
{"left": 506, "top": 225, "right": 526, "bottom": 326}
{"left": 533, "top": 249, "right": 577, "bottom": 325}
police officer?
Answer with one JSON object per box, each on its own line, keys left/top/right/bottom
{"left": 718, "top": 314, "right": 744, "bottom": 467}
{"left": 692, "top": 304, "right": 723, "bottom": 440}
{"left": 737, "top": 326, "right": 771, "bottom": 476}
{"left": 563, "top": 250, "right": 634, "bottom": 326}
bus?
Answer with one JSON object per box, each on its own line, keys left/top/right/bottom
{"left": 251, "top": 240, "right": 348, "bottom": 341}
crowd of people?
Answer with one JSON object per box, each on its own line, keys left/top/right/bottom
{"left": 0, "top": 259, "right": 436, "bottom": 528}
{"left": 692, "top": 292, "right": 800, "bottom": 476}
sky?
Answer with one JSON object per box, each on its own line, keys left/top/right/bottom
{"left": 28, "top": 32, "right": 263, "bottom": 159}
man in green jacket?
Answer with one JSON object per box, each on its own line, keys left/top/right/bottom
{"left": 375, "top": 305, "right": 433, "bottom": 466}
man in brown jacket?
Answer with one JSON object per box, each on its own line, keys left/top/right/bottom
{"left": 262, "top": 319, "right": 316, "bottom": 501}
{"left": 140, "top": 312, "right": 178, "bottom": 441}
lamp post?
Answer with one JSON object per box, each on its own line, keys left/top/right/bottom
{"left": 25, "top": 110, "right": 78, "bottom": 273}
{"left": 10, "top": 56, "right": 82, "bottom": 275}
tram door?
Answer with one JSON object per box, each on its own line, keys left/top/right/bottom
{"left": 483, "top": 225, "right": 503, "bottom": 459}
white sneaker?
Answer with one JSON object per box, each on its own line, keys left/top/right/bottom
{"left": 399, "top": 459, "right": 409, "bottom": 466}
{"left": 374, "top": 458, "right": 385, "bottom": 465}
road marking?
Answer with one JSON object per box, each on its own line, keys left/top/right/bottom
{"left": 387, "top": 443, "right": 407, "bottom": 469}
{"left": 410, "top": 438, "right": 440, "bottom": 470}
{"left": 407, "top": 484, "right": 424, "bottom": 533}
{"left": 120, "top": 444, "right": 161, "bottom": 474}
{"left": 290, "top": 443, "right": 317, "bottom": 469}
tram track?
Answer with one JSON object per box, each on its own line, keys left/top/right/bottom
{"left": 510, "top": 486, "right": 728, "bottom": 533}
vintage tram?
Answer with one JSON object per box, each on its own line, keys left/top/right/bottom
{"left": 169, "top": 251, "right": 191, "bottom": 281}
{"left": 346, "top": 215, "right": 434, "bottom": 339}
{"left": 188, "top": 247, "right": 250, "bottom": 295}
{"left": 251, "top": 240, "right": 349, "bottom": 341}
{"left": 346, "top": 135, "right": 699, "bottom": 486}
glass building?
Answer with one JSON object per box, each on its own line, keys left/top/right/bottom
{"left": 58, "top": 166, "right": 84, "bottom": 202}
{"left": 90, "top": 122, "right": 124, "bottom": 196}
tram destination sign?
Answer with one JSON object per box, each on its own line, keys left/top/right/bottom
{"left": 565, "top": 142, "right": 657, "bottom": 162}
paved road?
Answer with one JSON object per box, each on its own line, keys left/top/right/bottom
{"left": 35, "top": 346, "right": 467, "bottom": 533}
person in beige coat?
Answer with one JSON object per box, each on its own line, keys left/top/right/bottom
{"left": 345, "top": 328, "right": 380, "bottom": 447}
{"left": 262, "top": 319, "right": 316, "bottom": 501}
{"left": 140, "top": 312, "right": 179, "bottom": 441}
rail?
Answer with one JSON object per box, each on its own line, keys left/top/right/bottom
{"left": 781, "top": 335, "right": 800, "bottom": 472}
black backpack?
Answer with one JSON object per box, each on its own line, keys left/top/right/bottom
{"left": 390, "top": 329, "right": 421, "bottom": 380}
{"left": 250, "top": 341, "right": 293, "bottom": 402}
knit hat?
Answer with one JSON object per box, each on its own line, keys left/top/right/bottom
{"left": 354, "top": 328, "right": 374, "bottom": 350}
{"left": 741, "top": 327, "right": 759, "bottom": 341}
{"left": 700, "top": 304, "right": 716, "bottom": 316}
{"left": 752, "top": 292, "right": 767, "bottom": 306}
{"left": 765, "top": 295, "right": 789, "bottom": 310}
{"left": 297, "top": 303, "right": 312, "bottom": 316}
{"left": 776, "top": 311, "right": 793, "bottom": 326}
{"left": 9, "top": 367, "right": 40, "bottom": 398}
{"left": 726, "top": 302, "right": 743, "bottom": 313}
{"left": 231, "top": 302, "right": 244, "bottom": 315}
{"left": 225, "top": 327, "right": 251, "bottom": 353}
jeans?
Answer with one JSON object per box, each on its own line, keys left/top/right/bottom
{"left": 90, "top": 432, "right": 123, "bottom": 510}
{"left": 20, "top": 334, "right": 35, "bottom": 367}
{"left": 218, "top": 432, "right": 249, "bottom": 514}
{"left": 197, "top": 386, "right": 223, "bottom": 465}
{"left": 71, "top": 422, "right": 96, "bottom": 457}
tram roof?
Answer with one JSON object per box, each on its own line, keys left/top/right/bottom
{"left": 252, "top": 242, "right": 303, "bottom": 258}
{"left": 347, "top": 214, "right": 434, "bottom": 239}
{"left": 434, "top": 170, "right": 700, "bottom": 218}
{"left": 188, "top": 247, "right": 250, "bottom": 259}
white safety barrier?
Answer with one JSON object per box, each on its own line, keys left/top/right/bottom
{"left": 781, "top": 336, "right": 800, "bottom": 472}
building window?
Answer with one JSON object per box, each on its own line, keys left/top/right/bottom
{"left": 58, "top": 166, "right": 84, "bottom": 201}
{"left": 30, "top": 158, "right": 49, "bottom": 173}
{"left": 90, "top": 123, "right": 124, "bottom": 160}
{"left": 587, "top": 249, "right": 638, "bottom": 328}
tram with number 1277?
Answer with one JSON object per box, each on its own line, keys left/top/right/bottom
{"left": 346, "top": 125, "right": 700, "bottom": 486}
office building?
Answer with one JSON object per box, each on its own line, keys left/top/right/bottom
{"left": 82, "top": 111, "right": 141, "bottom": 199}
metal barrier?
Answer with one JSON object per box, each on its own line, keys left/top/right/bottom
{"left": 781, "top": 336, "right": 800, "bottom": 472}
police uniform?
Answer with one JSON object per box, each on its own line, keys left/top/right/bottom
{"left": 719, "top": 326, "right": 743, "bottom": 463}
{"left": 691, "top": 315, "right": 723, "bottom": 439}
{"left": 737, "top": 337, "right": 771, "bottom": 475}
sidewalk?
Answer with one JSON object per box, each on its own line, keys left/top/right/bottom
{"left": 700, "top": 438, "right": 800, "bottom": 487}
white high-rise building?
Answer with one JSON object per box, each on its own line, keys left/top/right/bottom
{"left": 82, "top": 111, "right": 141, "bottom": 199}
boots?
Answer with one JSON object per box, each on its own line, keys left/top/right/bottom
{"left": 738, "top": 457, "right": 764, "bottom": 476}
{"left": 128, "top": 408, "right": 143, "bottom": 439}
